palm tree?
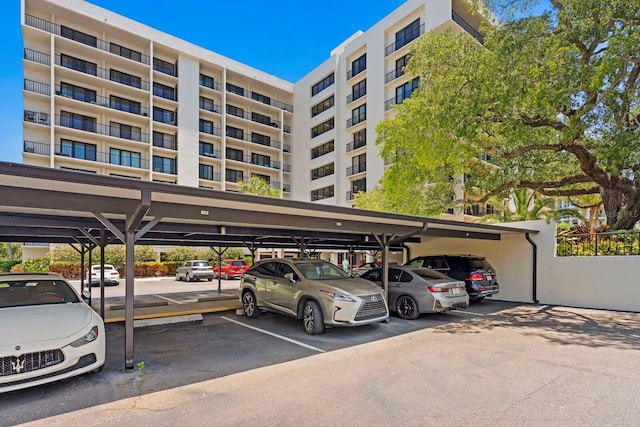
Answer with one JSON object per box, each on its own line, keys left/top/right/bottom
{"left": 477, "top": 189, "right": 583, "bottom": 224}
{"left": 239, "top": 176, "right": 281, "bottom": 198}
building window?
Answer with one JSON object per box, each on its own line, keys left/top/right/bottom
{"left": 153, "top": 82, "right": 176, "bottom": 101}
{"left": 351, "top": 79, "right": 366, "bottom": 102}
{"left": 110, "top": 148, "right": 141, "bottom": 168}
{"left": 153, "top": 57, "right": 177, "bottom": 76}
{"left": 251, "top": 91, "right": 271, "bottom": 105}
{"left": 152, "top": 156, "right": 176, "bottom": 174}
{"left": 199, "top": 164, "right": 215, "bottom": 181}
{"left": 351, "top": 178, "right": 366, "bottom": 194}
{"left": 395, "top": 18, "right": 421, "bottom": 50}
{"left": 311, "top": 185, "right": 334, "bottom": 201}
{"left": 350, "top": 53, "right": 366, "bottom": 78}
{"left": 199, "top": 74, "right": 217, "bottom": 89}
{"left": 311, "top": 95, "right": 334, "bottom": 117}
{"left": 112, "top": 95, "right": 142, "bottom": 115}
{"left": 109, "top": 122, "right": 142, "bottom": 142}
{"left": 59, "top": 139, "right": 96, "bottom": 161}
{"left": 396, "top": 77, "right": 420, "bottom": 104}
{"left": 347, "top": 153, "right": 367, "bottom": 175}
{"left": 59, "top": 111, "right": 96, "bottom": 132}
{"left": 251, "top": 132, "right": 271, "bottom": 147}
{"left": 396, "top": 55, "right": 409, "bottom": 78}
{"left": 311, "top": 163, "right": 334, "bottom": 180}
{"left": 311, "top": 73, "right": 335, "bottom": 96}
{"left": 226, "top": 83, "right": 245, "bottom": 96}
{"left": 347, "top": 129, "right": 366, "bottom": 152}
{"left": 226, "top": 104, "right": 244, "bottom": 118}
{"left": 153, "top": 131, "right": 176, "bottom": 150}
{"left": 110, "top": 69, "right": 142, "bottom": 89}
{"left": 199, "top": 141, "right": 218, "bottom": 158}
{"left": 60, "top": 82, "right": 96, "bottom": 103}
{"left": 251, "top": 153, "right": 271, "bottom": 167}
{"left": 199, "top": 96, "right": 220, "bottom": 113}
{"left": 199, "top": 119, "right": 215, "bottom": 135}
{"left": 311, "top": 140, "right": 335, "bottom": 159}
{"left": 311, "top": 118, "right": 334, "bottom": 138}
{"left": 109, "top": 43, "right": 143, "bottom": 62}
{"left": 251, "top": 111, "right": 272, "bottom": 126}
{"left": 60, "top": 54, "right": 97, "bottom": 76}
{"left": 226, "top": 147, "right": 244, "bottom": 162}
{"left": 226, "top": 168, "right": 244, "bottom": 183}
{"left": 60, "top": 26, "right": 97, "bottom": 47}
{"left": 226, "top": 126, "right": 244, "bottom": 140}
{"left": 349, "top": 104, "right": 366, "bottom": 127}
{"left": 153, "top": 107, "right": 175, "bottom": 124}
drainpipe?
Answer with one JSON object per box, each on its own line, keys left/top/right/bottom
{"left": 525, "top": 233, "right": 539, "bottom": 304}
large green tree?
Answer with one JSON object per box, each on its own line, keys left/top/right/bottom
{"left": 239, "top": 176, "right": 281, "bottom": 198}
{"left": 362, "top": 0, "right": 640, "bottom": 229}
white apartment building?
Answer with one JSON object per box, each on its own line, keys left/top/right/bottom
{"left": 21, "top": 0, "right": 485, "bottom": 213}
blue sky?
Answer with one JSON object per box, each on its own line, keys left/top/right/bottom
{"left": 2, "top": 0, "right": 407, "bottom": 164}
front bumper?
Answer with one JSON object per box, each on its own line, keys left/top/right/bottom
{"left": 323, "top": 292, "right": 389, "bottom": 326}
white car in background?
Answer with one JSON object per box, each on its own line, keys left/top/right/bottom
{"left": 0, "top": 273, "right": 105, "bottom": 393}
{"left": 86, "top": 264, "right": 120, "bottom": 286}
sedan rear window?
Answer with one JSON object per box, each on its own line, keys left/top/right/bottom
{"left": 468, "top": 258, "right": 490, "bottom": 269}
{"left": 414, "top": 269, "right": 452, "bottom": 280}
{"left": 193, "top": 261, "right": 210, "bottom": 267}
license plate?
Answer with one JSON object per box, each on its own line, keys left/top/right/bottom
{"left": 452, "top": 288, "right": 461, "bottom": 295}
{"left": 485, "top": 275, "right": 492, "bottom": 280}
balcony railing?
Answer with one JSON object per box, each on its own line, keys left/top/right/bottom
{"left": 283, "top": 125, "right": 291, "bottom": 134}
{"left": 227, "top": 154, "right": 281, "bottom": 170}
{"left": 346, "top": 139, "right": 366, "bottom": 153}
{"left": 200, "top": 150, "right": 221, "bottom": 159}
{"left": 199, "top": 100, "right": 222, "bottom": 114}
{"left": 283, "top": 184, "right": 291, "bottom": 193}
{"left": 346, "top": 67, "right": 365, "bottom": 81}
{"left": 346, "top": 191, "right": 353, "bottom": 201}
{"left": 464, "top": 206, "right": 502, "bottom": 217}
{"left": 54, "top": 144, "right": 149, "bottom": 169}
{"left": 24, "top": 79, "right": 50, "bottom": 96}
{"left": 200, "top": 80, "right": 223, "bottom": 92}
{"left": 452, "top": 11, "right": 484, "bottom": 44}
{"left": 55, "top": 85, "right": 150, "bottom": 117}
{"left": 55, "top": 114, "right": 150, "bottom": 143}
{"left": 227, "top": 108, "right": 282, "bottom": 129}
{"left": 226, "top": 131, "right": 282, "bottom": 150}
{"left": 24, "top": 47, "right": 50, "bottom": 66}
{"left": 53, "top": 53, "right": 150, "bottom": 91}
{"left": 385, "top": 67, "right": 405, "bottom": 83}
{"left": 25, "top": 14, "right": 150, "bottom": 64}
{"left": 24, "top": 110, "right": 50, "bottom": 126}
{"left": 346, "top": 113, "right": 366, "bottom": 128}
{"left": 225, "top": 85, "right": 294, "bottom": 113}
{"left": 556, "top": 230, "right": 640, "bottom": 256}
{"left": 200, "top": 172, "right": 222, "bottom": 182}
{"left": 346, "top": 163, "right": 367, "bottom": 176}
{"left": 385, "top": 23, "right": 426, "bottom": 56}
{"left": 385, "top": 98, "right": 398, "bottom": 111}
{"left": 283, "top": 164, "right": 291, "bottom": 173}
{"left": 200, "top": 125, "right": 222, "bottom": 137}
{"left": 346, "top": 90, "right": 366, "bottom": 104}
{"left": 23, "top": 140, "right": 50, "bottom": 156}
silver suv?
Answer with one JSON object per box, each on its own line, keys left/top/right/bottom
{"left": 240, "top": 258, "right": 389, "bottom": 334}
{"left": 175, "top": 260, "right": 214, "bottom": 282}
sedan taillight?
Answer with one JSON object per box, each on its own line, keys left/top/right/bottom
{"left": 427, "top": 285, "right": 448, "bottom": 293}
{"left": 466, "top": 273, "right": 484, "bottom": 281}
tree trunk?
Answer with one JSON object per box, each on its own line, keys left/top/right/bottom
{"left": 8, "top": 243, "right": 13, "bottom": 261}
{"left": 601, "top": 187, "right": 640, "bottom": 230}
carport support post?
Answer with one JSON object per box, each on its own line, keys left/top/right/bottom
{"left": 99, "top": 228, "right": 106, "bottom": 319}
{"left": 125, "top": 227, "right": 135, "bottom": 370}
{"left": 212, "top": 247, "right": 228, "bottom": 293}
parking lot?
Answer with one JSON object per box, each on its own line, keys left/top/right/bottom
{"left": 2, "top": 299, "right": 640, "bottom": 426}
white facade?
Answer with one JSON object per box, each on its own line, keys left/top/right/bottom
{"left": 21, "top": 0, "right": 485, "bottom": 206}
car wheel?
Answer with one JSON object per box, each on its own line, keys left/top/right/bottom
{"left": 302, "top": 300, "right": 324, "bottom": 335}
{"left": 186, "top": 273, "right": 192, "bottom": 282}
{"left": 176, "top": 273, "right": 181, "bottom": 281}
{"left": 207, "top": 277, "right": 213, "bottom": 281}
{"left": 224, "top": 272, "right": 229, "bottom": 280}
{"left": 242, "top": 290, "right": 259, "bottom": 318}
{"left": 396, "top": 295, "right": 419, "bottom": 320}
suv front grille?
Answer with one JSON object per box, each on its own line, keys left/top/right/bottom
{"left": 355, "top": 293, "right": 387, "bottom": 321}
{"left": 0, "top": 349, "right": 64, "bottom": 377}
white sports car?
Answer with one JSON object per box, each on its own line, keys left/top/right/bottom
{"left": 0, "top": 273, "right": 105, "bottom": 393}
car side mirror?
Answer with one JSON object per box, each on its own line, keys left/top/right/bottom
{"left": 284, "top": 272, "right": 296, "bottom": 283}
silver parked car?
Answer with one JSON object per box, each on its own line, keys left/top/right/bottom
{"left": 175, "top": 260, "right": 214, "bottom": 282}
{"left": 240, "top": 258, "right": 389, "bottom": 334}
{"left": 361, "top": 266, "right": 468, "bottom": 320}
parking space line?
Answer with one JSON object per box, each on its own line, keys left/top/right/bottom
{"left": 221, "top": 316, "right": 326, "bottom": 353}
{"left": 454, "top": 310, "right": 485, "bottom": 316}
{"left": 156, "top": 295, "right": 184, "bottom": 304}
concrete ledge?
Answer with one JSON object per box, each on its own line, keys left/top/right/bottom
{"left": 109, "top": 301, "right": 169, "bottom": 310}
{"left": 134, "top": 314, "right": 203, "bottom": 328}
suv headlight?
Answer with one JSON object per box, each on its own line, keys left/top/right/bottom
{"left": 321, "top": 290, "right": 355, "bottom": 302}
{"left": 70, "top": 326, "right": 99, "bottom": 347}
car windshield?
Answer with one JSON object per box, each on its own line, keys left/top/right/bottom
{"left": 297, "top": 262, "right": 351, "bottom": 280}
{"left": 231, "top": 261, "right": 245, "bottom": 267}
{"left": 193, "top": 261, "right": 209, "bottom": 267}
{"left": 0, "top": 279, "right": 81, "bottom": 308}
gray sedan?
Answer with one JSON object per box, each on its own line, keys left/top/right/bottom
{"left": 361, "top": 266, "right": 468, "bottom": 319}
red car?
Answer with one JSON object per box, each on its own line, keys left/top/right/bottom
{"left": 213, "top": 259, "right": 250, "bottom": 279}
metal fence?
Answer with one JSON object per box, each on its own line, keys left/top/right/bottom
{"left": 556, "top": 231, "right": 640, "bottom": 256}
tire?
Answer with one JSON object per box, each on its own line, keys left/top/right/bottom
{"left": 302, "top": 300, "right": 324, "bottom": 335}
{"left": 242, "top": 290, "right": 259, "bottom": 318}
{"left": 186, "top": 273, "right": 191, "bottom": 282}
{"left": 207, "top": 277, "right": 213, "bottom": 281}
{"left": 176, "top": 273, "right": 181, "bottom": 281}
{"left": 395, "top": 295, "right": 419, "bottom": 320}
{"left": 224, "top": 272, "right": 229, "bottom": 280}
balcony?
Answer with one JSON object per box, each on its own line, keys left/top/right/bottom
{"left": 385, "top": 98, "right": 397, "bottom": 111}
{"left": 346, "top": 89, "right": 366, "bottom": 104}
{"left": 54, "top": 144, "right": 149, "bottom": 169}
{"left": 54, "top": 85, "right": 150, "bottom": 117}
{"left": 226, "top": 108, "right": 283, "bottom": 129}
{"left": 283, "top": 144, "right": 291, "bottom": 153}
{"left": 25, "top": 14, "right": 150, "bottom": 65}
{"left": 346, "top": 163, "right": 367, "bottom": 176}
{"left": 200, "top": 172, "right": 222, "bottom": 182}
{"left": 227, "top": 154, "right": 281, "bottom": 170}
{"left": 55, "top": 114, "right": 150, "bottom": 143}
{"left": 452, "top": 11, "right": 484, "bottom": 44}
{"left": 199, "top": 99, "right": 222, "bottom": 114}
{"left": 385, "top": 23, "right": 426, "bottom": 56}
{"left": 24, "top": 48, "right": 50, "bottom": 66}
{"left": 385, "top": 67, "right": 404, "bottom": 84}
{"left": 346, "top": 139, "right": 366, "bottom": 153}
{"left": 283, "top": 184, "right": 291, "bottom": 193}
{"left": 199, "top": 125, "right": 222, "bottom": 137}
{"left": 283, "top": 164, "right": 291, "bottom": 173}
{"left": 200, "top": 149, "right": 221, "bottom": 159}
{"left": 24, "top": 110, "right": 50, "bottom": 126}
{"left": 23, "top": 140, "right": 50, "bottom": 156}
{"left": 346, "top": 112, "right": 366, "bottom": 128}
{"left": 225, "top": 84, "right": 294, "bottom": 113}
{"left": 24, "top": 79, "right": 50, "bottom": 96}
{"left": 54, "top": 53, "right": 150, "bottom": 91}
{"left": 226, "top": 130, "right": 282, "bottom": 150}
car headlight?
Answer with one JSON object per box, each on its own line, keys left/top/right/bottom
{"left": 321, "top": 290, "right": 355, "bottom": 302}
{"left": 69, "top": 326, "right": 100, "bottom": 347}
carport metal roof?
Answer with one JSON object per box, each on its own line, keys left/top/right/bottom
{"left": 0, "top": 161, "right": 538, "bottom": 369}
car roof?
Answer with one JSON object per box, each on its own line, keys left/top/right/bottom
{"left": 0, "top": 272, "right": 66, "bottom": 281}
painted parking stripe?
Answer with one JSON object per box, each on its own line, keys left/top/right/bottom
{"left": 453, "top": 310, "right": 485, "bottom": 316}
{"left": 156, "top": 295, "right": 184, "bottom": 304}
{"left": 221, "top": 316, "right": 326, "bottom": 353}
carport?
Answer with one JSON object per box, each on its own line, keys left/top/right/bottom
{"left": 0, "top": 161, "right": 538, "bottom": 370}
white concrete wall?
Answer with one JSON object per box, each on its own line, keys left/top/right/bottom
{"left": 407, "top": 220, "right": 640, "bottom": 312}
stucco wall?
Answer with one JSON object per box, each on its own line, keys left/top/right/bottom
{"left": 407, "top": 220, "right": 640, "bottom": 312}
